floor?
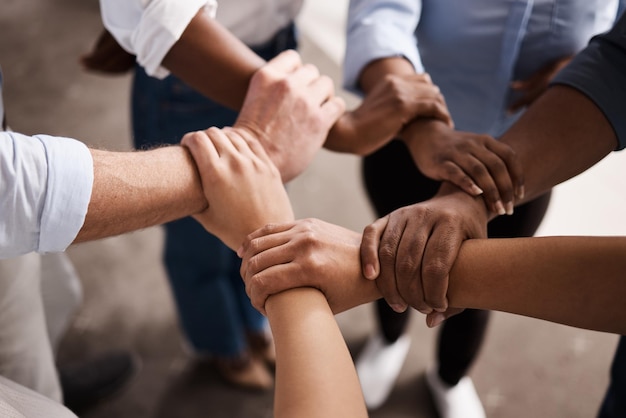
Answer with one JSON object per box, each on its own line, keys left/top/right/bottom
{"left": 1, "top": 0, "right": 623, "bottom": 417}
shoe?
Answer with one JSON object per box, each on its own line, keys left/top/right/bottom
{"left": 60, "top": 350, "right": 139, "bottom": 414}
{"left": 425, "top": 367, "right": 486, "bottom": 418}
{"left": 214, "top": 353, "right": 274, "bottom": 391}
{"left": 247, "top": 330, "right": 276, "bottom": 369}
{"left": 355, "top": 332, "right": 411, "bottom": 409}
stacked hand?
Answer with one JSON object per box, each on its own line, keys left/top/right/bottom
{"left": 239, "top": 219, "right": 380, "bottom": 315}
{"left": 234, "top": 50, "right": 345, "bottom": 183}
{"left": 325, "top": 73, "right": 452, "bottom": 156}
{"left": 401, "top": 119, "right": 525, "bottom": 216}
{"left": 182, "top": 127, "right": 294, "bottom": 251}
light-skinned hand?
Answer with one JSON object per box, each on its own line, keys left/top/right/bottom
{"left": 239, "top": 218, "right": 380, "bottom": 315}
{"left": 182, "top": 127, "right": 294, "bottom": 250}
{"left": 234, "top": 50, "right": 345, "bottom": 183}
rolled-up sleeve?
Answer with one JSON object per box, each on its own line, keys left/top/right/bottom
{"left": 0, "top": 133, "right": 93, "bottom": 258}
{"left": 552, "top": 12, "right": 626, "bottom": 150}
{"left": 344, "top": 0, "right": 423, "bottom": 93}
{"left": 99, "top": 0, "right": 216, "bottom": 78}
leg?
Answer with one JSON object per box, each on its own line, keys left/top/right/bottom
{"left": 0, "top": 254, "right": 61, "bottom": 402}
{"left": 132, "top": 68, "right": 272, "bottom": 389}
{"left": 437, "top": 191, "right": 551, "bottom": 386}
{"left": 598, "top": 337, "right": 626, "bottom": 418}
{"left": 357, "top": 140, "right": 440, "bottom": 409}
{"left": 40, "top": 253, "right": 83, "bottom": 353}
{"left": 130, "top": 25, "right": 297, "bottom": 390}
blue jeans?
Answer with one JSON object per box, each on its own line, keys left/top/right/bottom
{"left": 598, "top": 336, "right": 626, "bottom": 418}
{"left": 131, "top": 24, "right": 297, "bottom": 357}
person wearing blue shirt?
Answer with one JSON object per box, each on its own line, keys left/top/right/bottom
{"left": 344, "top": 0, "right": 625, "bottom": 416}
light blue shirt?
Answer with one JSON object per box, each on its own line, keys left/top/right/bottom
{"left": 553, "top": 10, "right": 626, "bottom": 150}
{"left": 0, "top": 132, "right": 93, "bottom": 258}
{"left": 345, "top": 0, "right": 624, "bottom": 137}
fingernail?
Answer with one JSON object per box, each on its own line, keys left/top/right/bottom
{"left": 236, "top": 246, "right": 243, "bottom": 258}
{"left": 470, "top": 184, "right": 484, "bottom": 195}
{"left": 516, "top": 185, "right": 525, "bottom": 200}
{"left": 364, "top": 264, "right": 377, "bottom": 279}
{"left": 428, "top": 312, "right": 446, "bottom": 328}
{"left": 495, "top": 200, "right": 506, "bottom": 216}
{"left": 390, "top": 303, "right": 408, "bottom": 313}
{"left": 418, "top": 308, "right": 433, "bottom": 315}
{"left": 505, "top": 201, "right": 514, "bottom": 215}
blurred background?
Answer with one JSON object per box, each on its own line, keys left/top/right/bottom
{"left": 1, "top": 0, "right": 625, "bottom": 416}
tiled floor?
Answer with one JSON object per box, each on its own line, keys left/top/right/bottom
{"left": 1, "top": 1, "right": 622, "bottom": 417}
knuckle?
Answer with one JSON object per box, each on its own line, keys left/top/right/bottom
{"left": 422, "top": 259, "right": 449, "bottom": 283}
{"left": 396, "top": 258, "right": 418, "bottom": 279}
{"left": 378, "top": 242, "right": 397, "bottom": 265}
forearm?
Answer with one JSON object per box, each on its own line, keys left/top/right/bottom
{"left": 76, "top": 146, "right": 206, "bottom": 242}
{"left": 499, "top": 85, "right": 617, "bottom": 204}
{"left": 266, "top": 288, "right": 367, "bottom": 418}
{"left": 448, "top": 236, "right": 626, "bottom": 334}
{"left": 162, "top": 8, "right": 265, "bottom": 111}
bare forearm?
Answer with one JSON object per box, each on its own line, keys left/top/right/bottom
{"left": 499, "top": 85, "right": 617, "bottom": 203}
{"left": 266, "top": 288, "right": 367, "bottom": 418}
{"left": 449, "top": 236, "right": 626, "bottom": 334}
{"left": 76, "top": 146, "right": 207, "bottom": 242}
{"left": 162, "top": 8, "right": 265, "bottom": 111}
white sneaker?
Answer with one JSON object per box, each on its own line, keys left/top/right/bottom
{"left": 425, "top": 368, "right": 486, "bottom": 418}
{"left": 355, "top": 332, "right": 411, "bottom": 409}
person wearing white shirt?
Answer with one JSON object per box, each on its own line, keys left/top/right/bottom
{"left": 0, "top": 47, "right": 343, "bottom": 416}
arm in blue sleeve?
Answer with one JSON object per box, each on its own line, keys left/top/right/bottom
{"left": 552, "top": 11, "right": 626, "bottom": 150}
{"left": 343, "top": 0, "right": 424, "bottom": 94}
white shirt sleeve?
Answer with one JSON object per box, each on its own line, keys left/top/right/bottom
{"left": 99, "top": 0, "right": 217, "bottom": 78}
{"left": 344, "top": 0, "right": 424, "bottom": 94}
{"left": 0, "top": 132, "right": 93, "bottom": 258}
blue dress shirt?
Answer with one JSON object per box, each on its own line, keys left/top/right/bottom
{"left": 345, "top": 0, "right": 624, "bottom": 137}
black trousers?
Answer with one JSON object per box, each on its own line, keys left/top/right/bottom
{"left": 362, "top": 139, "right": 552, "bottom": 385}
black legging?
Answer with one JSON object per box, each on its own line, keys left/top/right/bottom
{"left": 362, "top": 139, "right": 551, "bottom": 386}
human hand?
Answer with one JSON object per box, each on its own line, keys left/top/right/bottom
{"left": 508, "top": 55, "right": 573, "bottom": 113}
{"left": 239, "top": 219, "right": 380, "bottom": 315}
{"left": 401, "top": 119, "right": 524, "bottom": 216}
{"left": 81, "top": 29, "right": 136, "bottom": 74}
{"left": 182, "top": 127, "right": 294, "bottom": 250}
{"left": 234, "top": 50, "right": 345, "bottom": 183}
{"left": 324, "top": 73, "right": 452, "bottom": 156}
{"left": 359, "top": 185, "right": 488, "bottom": 326}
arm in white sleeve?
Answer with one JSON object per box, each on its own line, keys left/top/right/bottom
{"left": 344, "top": 0, "right": 424, "bottom": 93}
{"left": 0, "top": 132, "right": 93, "bottom": 258}
{"left": 99, "top": 0, "right": 216, "bottom": 78}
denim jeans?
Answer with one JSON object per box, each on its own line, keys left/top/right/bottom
{"left": 598, "top": 337, "right": 626, "bottom": 418}
{"left": 131, "top": 24, "right": 297, "bottom": 357}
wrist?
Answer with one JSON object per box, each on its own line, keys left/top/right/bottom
{"left": 324, "top": 113, "right": 359, "bottom": 154}
{"left": 435, "top": 182, "right": 493, "bottom": 221}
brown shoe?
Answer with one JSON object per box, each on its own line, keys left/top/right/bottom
{"left": 247, "top": 331, "right": 276, "bottom": 369}
{"left": 214, "top": 353, "right": 273, "bottom": 391}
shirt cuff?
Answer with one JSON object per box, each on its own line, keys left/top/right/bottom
{"left": 344, "top": 23, "right": 423, "bottom": 95}
{"left": 38, "top": 135, "right": 93, "bottom": 253}
{"left": 134, "top": 0, "right": 216, "bottom": 78}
